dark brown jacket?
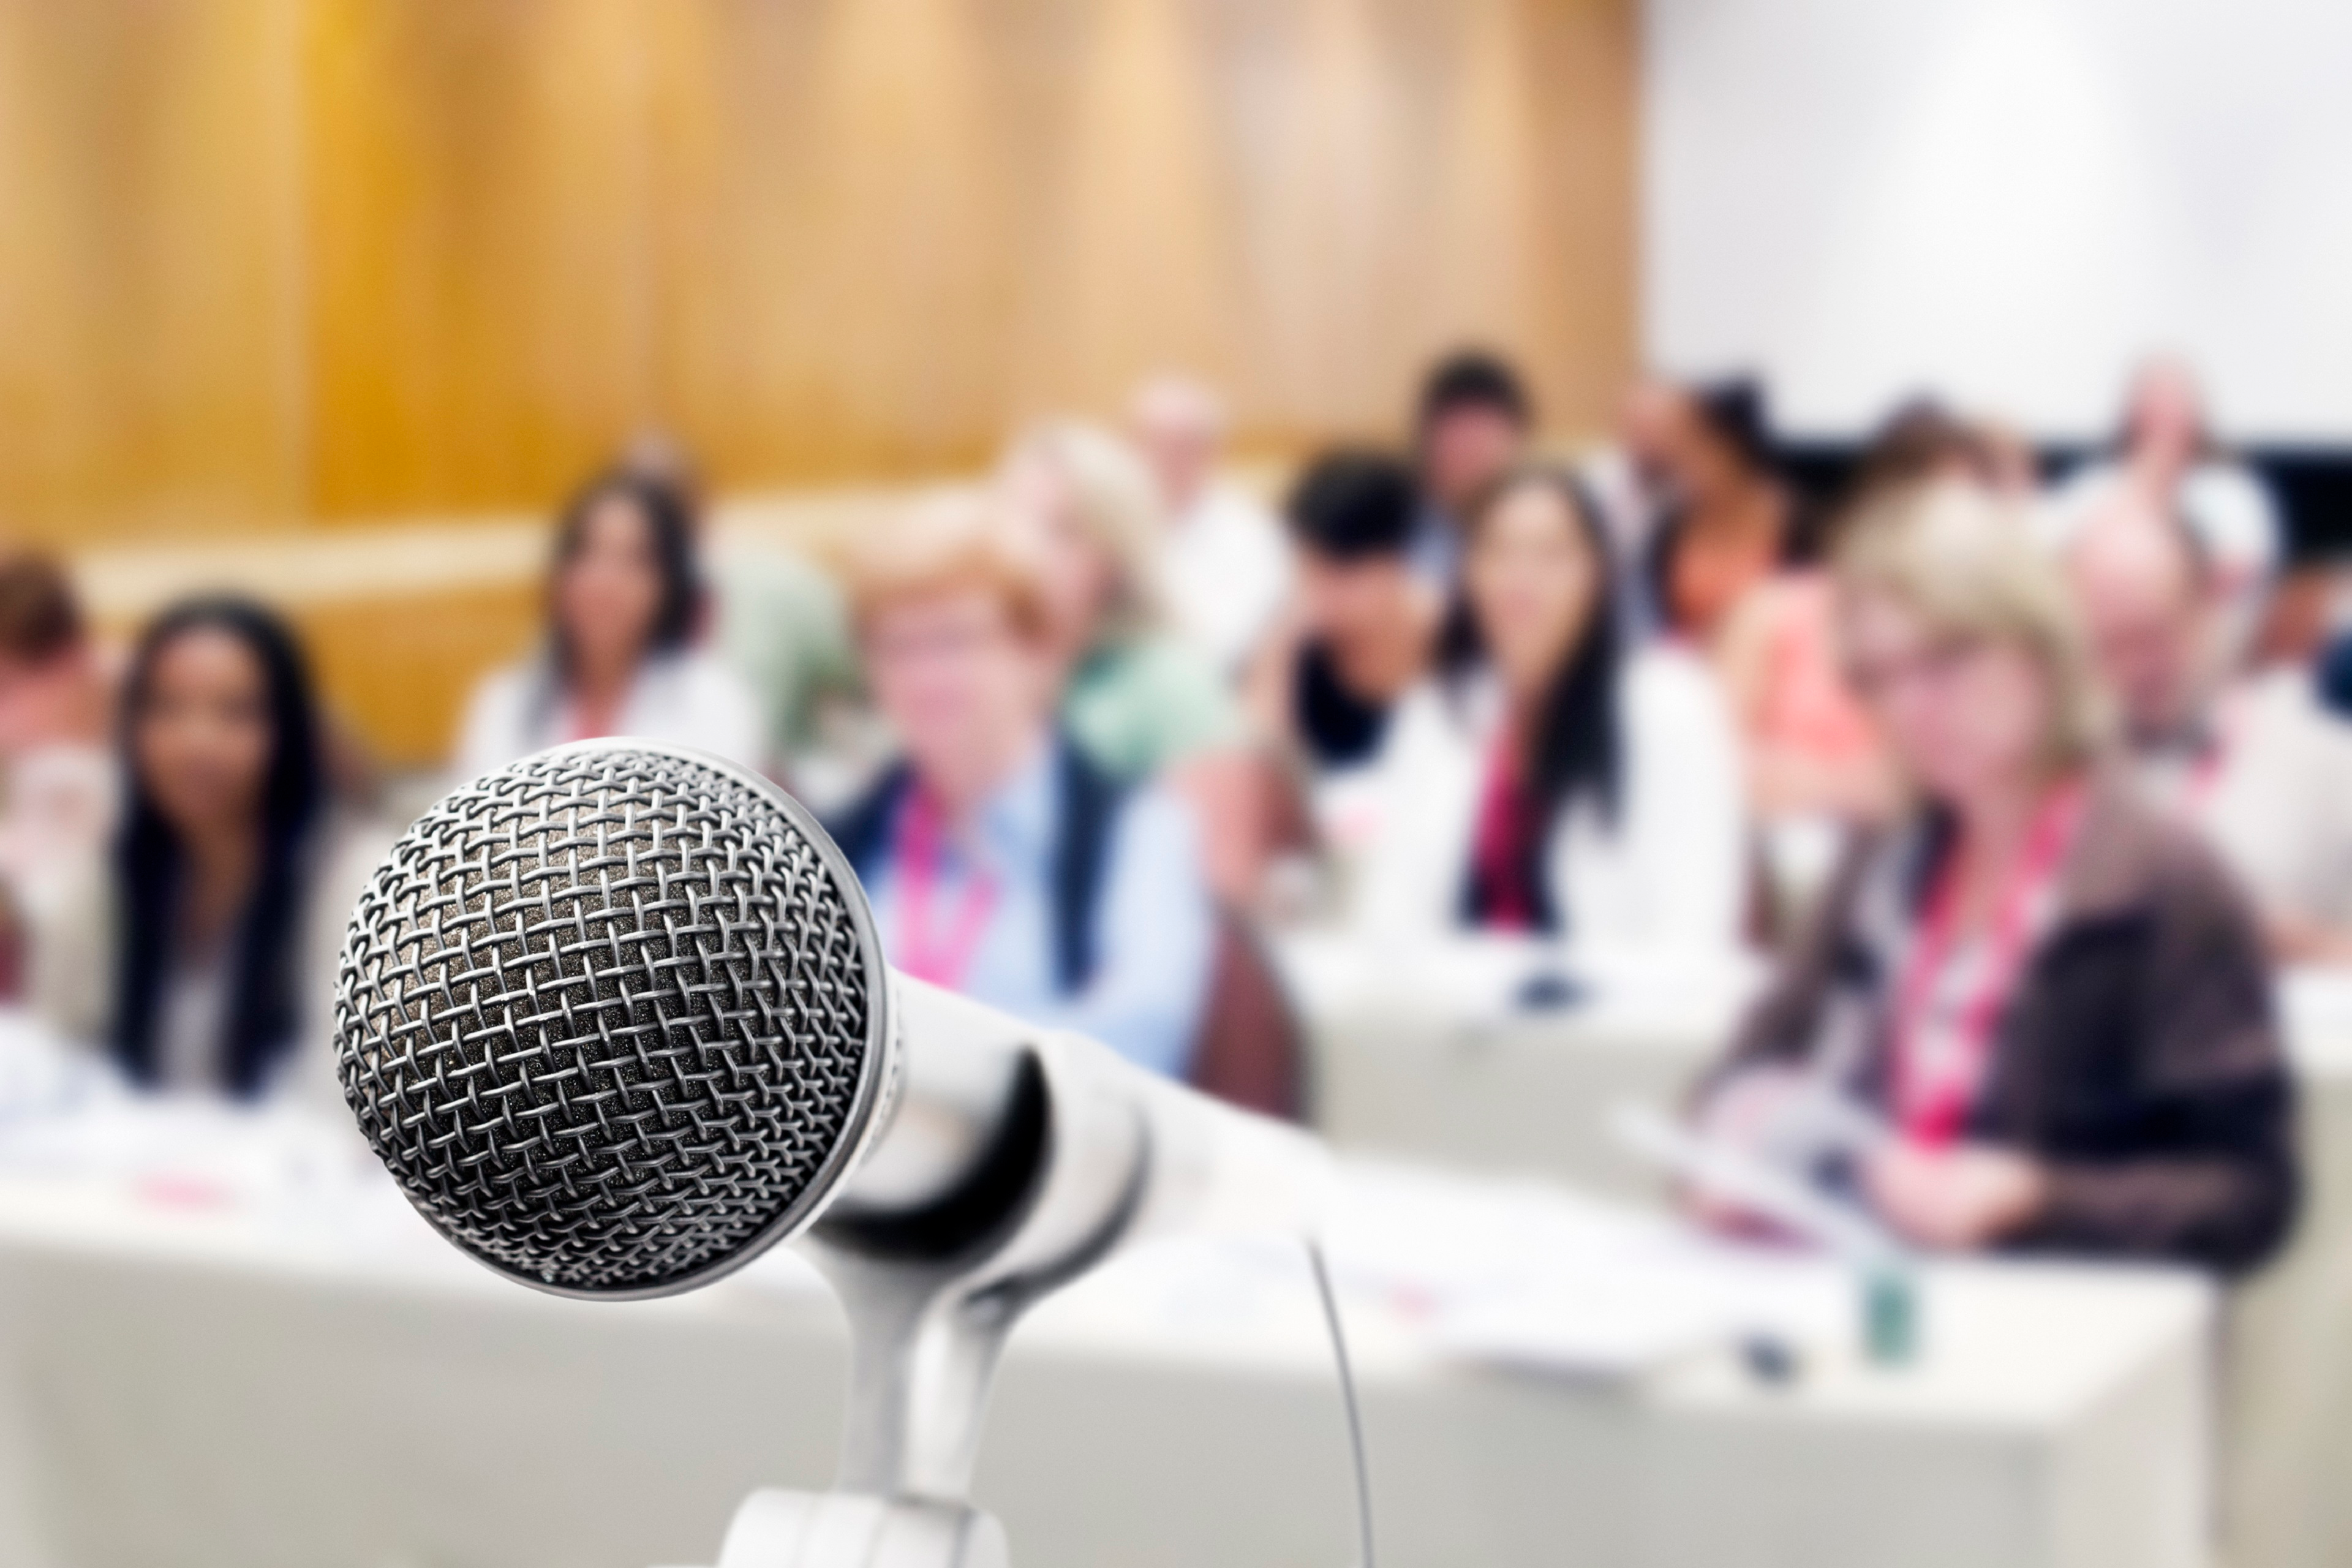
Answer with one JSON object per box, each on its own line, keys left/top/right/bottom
{"left": 1723, "top": 772, "right": 2298, "bottom": 1275}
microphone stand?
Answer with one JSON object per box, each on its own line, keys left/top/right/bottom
{"left": 682, "top": 1030, "right": 1159, "bottom": 1568}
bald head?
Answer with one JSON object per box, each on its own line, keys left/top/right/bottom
{"left": 1129, "top": 374, "right": 1227, "bottom": 518}
{"left": 2067, "top": 487, "right": 2213, "bottom": 744}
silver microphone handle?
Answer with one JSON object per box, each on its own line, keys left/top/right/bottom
{"left": 823, "top": 974, "right": 1329, "bottom": 1248}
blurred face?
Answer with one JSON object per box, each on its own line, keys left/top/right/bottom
{"left": 1619, "top": 380, "right": 1683, "bottom": 501}
{"left": 133, "top": 627, "right": 273, "bottom": 842}
{"left": 556, "top": 496, "right": 665, "bottom": 677}
{"left": 2125, "top": 362, "right": 2207, "bottom": 472}
{"left": 0, "top": 643, "right": 92, "bottom": 754}
{"left": 1841, "top": 588, "right": 2052, "bottom": 807}
{"left": 1657, "top": 397, "right": 1747, "bottom": 507}
{"left": 1000, "top": 454, "right": 1115, "bottom": 658}
{"left": 1298, "top": 551, "right": 1418, "bottom": 654}
{"left": 1422, "top": 404, "right": 1526, "bottom": 519}
{"left": 1465, "top": 481, "right": 1602, "bottom": 701}
{"left": 1131, "top": 404, "right": 1218, "bottom": 517}
{"left": 2071, "top": 541, "right": 2206, "bottom": 743}
{"left": 863, "top": 588, "right": 1051, "bottom": 791}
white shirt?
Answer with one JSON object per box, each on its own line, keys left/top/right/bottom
{"left": 1159, "top": 485, "right": 1294, "bottom": 677}
{"left": 1353, "top": 646, "right": 1749, "bottom": 956}
{"left": 2045, "top": 458, "right": 2283, "bottom": 663}
{"left": 455, "top": 648, "right": 769, "bottom": 783}
{"left": 2153, "top": 667, "right": 2352, "bottom": 930}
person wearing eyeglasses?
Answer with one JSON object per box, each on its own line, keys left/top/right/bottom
{"left": 1694, "top": 479, "right": 2296, "bottom": 1275}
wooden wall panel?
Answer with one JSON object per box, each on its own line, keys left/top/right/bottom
{"left": 0, "top": 0, "right": 1633, "bottom": 761}
{"left": 0, "top": 0, "right": 304, "bottom": 547}
{"left": 303, "top": 0, "right": 655, "bottom": 517}
{"left": 0, "top": 0, "right": 1634, "bottom": 539}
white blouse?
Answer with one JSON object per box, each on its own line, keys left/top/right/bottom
{"left": 1353, "top": 646, "right": 1749, "bottom": 956}
{"left": 454, "top": 648, "right": 769, "bottom": 783}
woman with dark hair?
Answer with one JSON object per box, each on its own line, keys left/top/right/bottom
{"left": 1641, "top": 377, "right": 1799, "bottom": 649}
{"left": 29, "top": 597, "right": 385, "bottom": 1099}
{"left": 456, "top": 469, "right": 766, "bottom": 778}
{"left": 1356, "top": 467, "right": 1746, "bottom": 952}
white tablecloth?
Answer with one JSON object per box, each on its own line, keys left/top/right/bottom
{"left": 0, "top": 1101, "right": 2211, "bottom": 1568}
{"left": 1285, "top": 939, "right": 2352, "bottom": 1568}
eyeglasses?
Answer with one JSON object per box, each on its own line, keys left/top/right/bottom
{"left": 1844, "top": 632, "right": 1989, "bottom": 701}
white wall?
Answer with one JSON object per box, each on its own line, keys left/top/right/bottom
{"left": 1644, "top": 0, "right": 2352, "bottom": 441}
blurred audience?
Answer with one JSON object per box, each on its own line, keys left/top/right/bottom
{"left": 1640, "top": 378, "right": 1798, "bottom": 649}
{"left": 31, "top": 598, "right": 386, "bottom": 1104}
{"left": 2049, "top": 355, "right": 2282, "bottom": 668}
{"left": 1356, "top": 466, "right": 1745, "bottom": 952}
{"left": 829, "top": 494, "right": 1214, "bottom": 1078}
{"left": 2068, "top": 490, "right": 2352, "bottom": 963}
{"left": 456, "top": 470, "right": 766, "bottom": 780}
{"left": 1700, "top": 481, "right": 2294, "bottom": 1274}
{"left": 1128, "top": 374, "right": 1293, "bottom": 680}
{"left": 1412, "top": 350, "right": 1536, "bottom": 582}
{"left": 0, "top": 555, "right": 118, "bottom": 934}
{"left": 1246, "top": 451, "right": 1439, "bottom": 776}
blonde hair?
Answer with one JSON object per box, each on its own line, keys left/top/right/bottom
{"left": 844, "top": 488, "right": 1054, "bottom": 642}
{"left": 1835, "top": 478, "right": 2113, "bottom": 769}
{"left": 1007, "top": 420, "right": 1169, "bottom": 643}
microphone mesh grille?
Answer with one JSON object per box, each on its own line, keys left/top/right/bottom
{"left": 334, "top": 745, "right": 880, "bottom": 1296}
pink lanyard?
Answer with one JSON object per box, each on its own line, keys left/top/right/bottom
{"left": 2185, "top": 695, "right": 2246, "bottom": 813}
{"left": 1891, "top": 782, "right": 2086, "bottom": 1146}
{"left": 1469, "top": 728, "right": 1536, "bottom": 931}
{"left": 893, "top": 788, "right": 999, "bottom": 989}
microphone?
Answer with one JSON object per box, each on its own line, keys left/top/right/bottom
{"left": 332, "top": 737, "right": 1327, "bottom": 1300}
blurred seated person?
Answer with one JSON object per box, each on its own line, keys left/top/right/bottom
{"left": 2068, "top": 490, "right": 2352, "bottom": 963}
{"left": 0, "top": 555, "right": 118, "bottom": 930}
{"left": 998, "top": 421, "right": 1243, "bottom": 779}
{"left": 1698, "top": 481, "right": 2294, "bottom": 1273}
{"left": 828, "top": 494, "right": 1215, "bottom": 1077}
{"left": 1577, "top": 376, "right": 1684, "bottom": 636}
{"left": 1412, "top": 350, "right": 1536, "bottom": 582}
{"left": 1717, "top": 404, "right": 2011, "bottom": 831}
{"left": 1355, "top": 466, "right": 1746, "bottom": 952}
{"left": 2049, "top": 355, "right": 2281, "bottom": 667}
{"left": 1128, "top": 374, "right": 1293, "bottom": 679}
{"left": 31, "top": 598, "right": 387, "bottom": 1102}
{"left": 1245, "top": 451, "right": 1440, "bottom": 775}
{"left": 619, "top": 431, "right": 863, "bottom": 794}
{"left": 1000, "top": 421, "right": 1273, "bottom": 903}
{"left": 1642, "top": 377, "right": 1796, "bottom": 649}
{"left": 457, "top": 469, "right": 766, "bottom": 780}
{"left": 1717, "top": 405, "right": 2013, "bottom": 925}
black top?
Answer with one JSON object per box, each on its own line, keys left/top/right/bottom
{"left": 826, "top": 734, "right": 1129, "bottom": 995}
{"left": 1294, "top": 641, "right": 1391, "bottom": 770}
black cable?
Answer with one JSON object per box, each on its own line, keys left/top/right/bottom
{"left": 1306, "top": 1238, "right": 1376, "bottom": 1568}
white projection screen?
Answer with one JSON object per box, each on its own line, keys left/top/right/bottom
{"left": 1644, "top": 0, "right": 2352, "bottom": 442}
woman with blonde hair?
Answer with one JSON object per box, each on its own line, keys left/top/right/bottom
{"left": 998, "top": 421, "right": 1244, "bottom": 780}
{"left": 1695, "top": 480, "right": 2295, "bottom": 1273}
{"left": 998, "top": 421, "right": 1276, "bottom": 905}
{"left": 824, "top": 491, "right": 1215, "bottom": 1078}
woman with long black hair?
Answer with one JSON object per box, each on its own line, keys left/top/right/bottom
{"left": 1355, "top": 467, "right": 1746, "bottom": 953}
{"left": 32, "top": 597, "right": 385, "bottom": 1098}
{"left": 455, "top": 468, "right": 766, "bottom": 780}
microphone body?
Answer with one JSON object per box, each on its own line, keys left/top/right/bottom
{"left": 827, "top": 973, "right": 1325, "bottom": 1260}
{"left": 334, "top": 738, "right": 1329, "bottom": 1562}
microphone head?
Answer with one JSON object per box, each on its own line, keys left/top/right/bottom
{"left": 334, "top": 740, "right": 894, "bottom": 1300}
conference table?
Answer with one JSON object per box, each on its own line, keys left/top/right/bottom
{"left": 1281, "top": 933, "right": 2352, "bottom": 1568}
{"left": 0, "top": 1086, "right": 2210, "bottom": 1568}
